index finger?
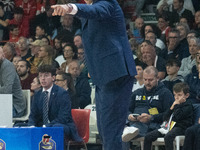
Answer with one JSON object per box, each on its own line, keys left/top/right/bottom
{"left": 51, "top": 6, "right": 59, "bottom": 16}
{"left": 51, "top": 5, "right": 58, "bottom": 9}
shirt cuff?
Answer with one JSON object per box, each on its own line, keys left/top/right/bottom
{"left": 68, "top": 3, "right": 78, "bottom": 15}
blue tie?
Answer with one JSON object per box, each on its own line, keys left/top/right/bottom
{"left": 43, "top": 91, "right": 49, "bottom": 125}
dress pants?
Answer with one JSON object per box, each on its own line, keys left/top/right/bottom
{"left": 95, "top": 75, "right": 134, "bottom": 150}
{"left": 144, "top": 127, "right": 185, "bottom": 150}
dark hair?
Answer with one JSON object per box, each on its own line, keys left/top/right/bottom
{"left": 59, "top": 30, "right": 74, "bottom": 44}
{"left": 8, "top": 24, "right": 18, "bottom": 31}
{"left": 141, "top": 24, "right": 161, "bottom": 38}
{"left": 63, "top": 43, "right": 78, "bottom": 59}
{"left": 178, "top": 0, "right": 184, "bottom": 4}
{"left": 35, "top": 76, "right": 40, "bottom": 84}
{"left": 74, "top": 34, "right": 82, "bottom": 38}
{"left": 166, "top": 59, "right": 181, "bottom": 68}
{"left": 157, "top": 12, "right": 169, "bottom": 22}
{"left": 173, "top": 82, "right": 189, "bottom": 95}
{"left": 135, "top": 60, "right": 147, "bottom": 70}
{"left": 0, "top": 2, "right": 4, "bottom": 9}
{"left": 36, "top": 24, "right": 46, "bottom": 33}
{"left": 187, "top": 30, "right": 200, "bottom": 38}
{"left": 38, "top": 65, "right": 56, "bottom": 76}
{"left": 40, "top": 35, "right": 50, "bottom": 45}
{"left": 141, "top": 40, "right": 153, "bottom": 46}
{"left": 169, "top": 28, "right": 180, "bottom": 36}
{"left": 56, "top": 71, "right": 76, "bottom": 94}
{"left": 18, "top": 60, "right": 31, "bottom": 69}
{"left": 145, "top": 31, "right": 157, "bottom": 39}
{"left": 13, "top": 7, "right": 24, "bottom": 14}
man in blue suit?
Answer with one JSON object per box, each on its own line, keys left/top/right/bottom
{"left": 28, "top": 65, "right": 81, "bottom": 141}
{"left": 51, "top": 1, "right": 137, "bottom": 149}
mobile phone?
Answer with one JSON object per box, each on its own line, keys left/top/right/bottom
{"left": 132, "top": 114, "right": 140, "bottom": 117}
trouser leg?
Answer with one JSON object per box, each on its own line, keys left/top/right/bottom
{"left": 95, "top": 76, "right": 134, "bottom": 150}
{"left": 144, "top": 130, "right": 163, "bottom": 150}
{"left": 164, "top": 127, "right": 184, "bottom": 150}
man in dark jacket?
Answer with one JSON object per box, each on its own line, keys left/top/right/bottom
{"left": 185, "top": 64, "right": 200, "bottom": 104}
{"left": 68, "top": 60, "right": 91, "bottom": 109}
{"left": 122, "top": 66, "right": 174, "bottom": 143}
{"left": 28, "top": 65, "right": 81, "bottom": 141}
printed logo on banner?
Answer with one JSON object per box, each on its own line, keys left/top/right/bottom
{"left": 0, "top": 139, "right": 6, "bottom": 150}
{"left": 39, "top": 134, "right": 56, "bottom": 150}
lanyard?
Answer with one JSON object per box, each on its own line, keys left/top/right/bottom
{"left": 143, "top": 88, "right": 155, "bottom": 108}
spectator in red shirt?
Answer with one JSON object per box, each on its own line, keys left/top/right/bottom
{"left": 8, "top": 24, "right": 20, "bottom": 43}
{"left": 15, "top": 0, "right": 36, "bottom": 20}
{"left": 8, "top": 7, "right": 30, "bottom": 37}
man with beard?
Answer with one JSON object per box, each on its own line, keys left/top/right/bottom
{"left": 17, "top": 60, "right": 37, "bottom": 89}
{"left": 0, "top": 47, "right": 26, "bottom": 117}
{"left": 122, "top": 66, "right": 174, "bottom": 145}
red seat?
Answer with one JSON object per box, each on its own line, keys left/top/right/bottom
{"left": 67, "top": 109, "right": 91, "bottom": 150}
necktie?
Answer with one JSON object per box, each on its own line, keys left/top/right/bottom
{"left": 43, "top": 91, "right": 49, "bottom": 125}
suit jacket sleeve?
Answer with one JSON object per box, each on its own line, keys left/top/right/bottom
{"left": 75, "top": 1, "right": 115, "bottom": 20}
{"left": 28, "top": 91, "right": 42, "bottom": 126}
{"left": 0, "top": 60, "right": 16, "bottom": 94}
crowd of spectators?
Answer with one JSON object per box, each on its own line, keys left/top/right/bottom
{"left": 120, "top": 0, "right": 200, "bottom": 150}
{"left": 0, "top": 0, "right": 200, "bottom": 148}
{"left": 0, "top": 0, "right": 91, "bottom": 114}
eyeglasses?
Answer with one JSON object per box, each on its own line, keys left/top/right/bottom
{"left": 196, "top": 53, "right": 200, "bottom": 56}
{"left": 38, "top": 50, "right": 46, "bottom": 52}
{"left": 187, "top": 36, "right": 195, "bottom": 39}
{"left": 55, "top": 79, "right": 65, "bottom": 82}
{"left": 78, "top": 52, "right": 84, "bottom": 55}
{"left": 63, "top": 50, "right": 72, "bottom": 53}
{"left": 168, "top": 36, "right": 178, "bottom": 39}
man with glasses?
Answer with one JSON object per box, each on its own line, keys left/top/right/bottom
{"left": 28, "top": 65, "right": 81, "bottom": 141}
{"left": 186, "top": 30, "right": 200, "bottom": 42}
{"left": 161, "top": 28, "right": 189, "bottom": 61}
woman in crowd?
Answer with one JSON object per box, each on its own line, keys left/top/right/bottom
{"left": 60, "top": 43, "right": 77, "bottom": 72}
{"left": 55, "top": 71, "right": 79, "bottom": 109}
{"left": 30, "top": 76, "right": 41, "bottom": 97}
{"left": 37, "top": 45, "right": 59, "bottom": 69}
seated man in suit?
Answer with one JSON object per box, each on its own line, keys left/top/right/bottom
{"left": 28, "top": 64, "right": 81, "bottom": 141}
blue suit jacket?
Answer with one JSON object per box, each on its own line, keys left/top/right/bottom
{"left": 28, "top": 84, "right": 81, "bottom": 141}
{"left": 75, "top": 0, "right": 137, "bottom": 86}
